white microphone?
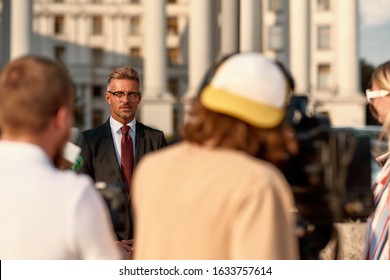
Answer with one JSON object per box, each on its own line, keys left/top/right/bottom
{"left": 63, "top": 127, "right": 84, "bottom": 171}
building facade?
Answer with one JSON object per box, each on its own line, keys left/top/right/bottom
{"left": 0, "top": 0, "right": 366, "bottom": 137}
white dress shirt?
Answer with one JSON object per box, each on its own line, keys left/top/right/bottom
{"left": 109, "top": 116, "right": 136, "bottom": 166}
{"left": 0, "top": 141, "right": 121, "bottom": 259}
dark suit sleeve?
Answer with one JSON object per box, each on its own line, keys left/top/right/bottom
{"left": 78, "top": 132, "right": 96, "bottom": 181}
{"left": 159, "top": 131, "right": 168, "bottom": 148}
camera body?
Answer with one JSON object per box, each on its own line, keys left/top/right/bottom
{"left": 282, "top": 96, "right": 374, "bottom": 258}
{"left": 95, "top": 182, "right": 129, "bottom": 239}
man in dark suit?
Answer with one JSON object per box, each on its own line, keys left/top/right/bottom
{"left": 79, "top": 65, "right": 167, "bottom": 256}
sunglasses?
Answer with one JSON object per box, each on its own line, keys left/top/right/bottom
{"left": 366, "top": 89, "right": 390, "bottom": 103}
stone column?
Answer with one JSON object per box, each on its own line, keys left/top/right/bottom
{"left": 78, "top": 13, "right": 90, "bottom": 65}
{"left": 77, "top": 14, "right": 93, "bottom": 130}
{"left": 142, "top": 0, "right": 173, "bottom": 136}
{"left": 320, "top": 0, "right": 365, "bottom": 127}
{"left": 105, "top": 15, "right": 116, "bottom": 67}
{"left": 144, "top": 0, "right": 167, "bottom": 97}
{"left": 336, "top": 0, "right": 359, "bottom": 96}
{"left": 115, "top": 15, "right": 126, "bottom": 66}
{"left": 289, "top": 0, "right": 309, "bottom": 95}
{"left": 68, "top": 13, "right": 78, "bottom": 65}
{"left": 187, "top": 0, "right": 214, "bottom": 98}
{"left": 38, "top": 13, "right": 52, "bottom": 58}
{"left": 82, "top": 84, "right": 93, "bottom": 130}
{"left": 240, "top": 0, "right": 261, "bottom": 52}
{"left": 0, "top": 0, "right": 11, "bottom": 65}
{"left": 220, "top": 0, "right": 239, "bottom": 57}
{"left": 10, "top": 0, "right": 32, "bottom": 59}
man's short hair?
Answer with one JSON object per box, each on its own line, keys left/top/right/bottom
{"left": 107, "top": 66, "right": 140, "bottom": 90}
{"left": 0, "top": 55, "right": 74, "bottom": 134}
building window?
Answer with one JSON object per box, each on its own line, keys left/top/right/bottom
{"left": 93, "top": 109, "right": 103, "bottom": 127}
{"left": 317, "top": 25, "right": 330, "bottom": 50}
{"left": 91, "top": 48, "right": 104, "bottom": 66}
{"left": 92, "top": 16, "right": 103, "bottom": 35}
{"left": 317, "top": 0, "right": 330, "bottom": 11}
{"left": 318, "top": 64, "right": 331, "bottom": 89}
{"left": 54, "top": 15, "right": 65, "bottom": 35}
{"left": 130, "top": 47, "right": 142, "bottom": 65}
{"left": 54, "top": 46, "right": 66, "bottom": 63}
{"left": 167, "top": 48, "right": 180, "bottom": 65}
{"left": 168, "top": 78, "right": 179, "bottom": 97}
{"left": 130, "top": 47, "right": 141, "bottom": 59}
{"left": 268, "top": 25, "right": 283, "bottom": 51}
{"left": 167, "top": 17, "right": 179, "bottom": 35}
{"left": 92, "top": 85, "right": 103, "bottom": 98}
{"left": 268, "top": 0, "right": 282, "bottom": 13}
{"left": 129, "top": 16, "right": 141, "bottom": 36}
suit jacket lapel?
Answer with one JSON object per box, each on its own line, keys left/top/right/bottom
{"left": 135, "top": 122, "right": 145, "bottom": 167}
{"left": 103, "top": 120, "right": 123, "bottom": 182}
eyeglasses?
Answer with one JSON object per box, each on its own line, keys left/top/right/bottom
{"left": 366, "top": 89, "right": 390, "bottom": 103}
{"left": 108, "top": 91, "right": 141, "bottom": 102}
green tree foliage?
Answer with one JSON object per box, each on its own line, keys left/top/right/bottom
{"left": 360, "top": 59, "right": 375, "bottom": 92}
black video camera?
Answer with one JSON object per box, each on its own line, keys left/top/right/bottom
{"left": 281, "top": 96, "right": 374, "bottom": 259}
{"left": 95, "top": 182, "right": 129, "bottom": 239}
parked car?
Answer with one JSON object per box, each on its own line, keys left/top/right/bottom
{"left": 332, "top": 125, "right": 386, "bottom": 220}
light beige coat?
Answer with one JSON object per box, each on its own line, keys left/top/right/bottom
{"left": 133, "top": 142, "right": 299, "bottom": 260}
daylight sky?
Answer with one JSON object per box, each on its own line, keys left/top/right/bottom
{"left": 359, "top": 0, "right": 390, "bottom": 66}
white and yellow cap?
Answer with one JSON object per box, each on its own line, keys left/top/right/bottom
{"left": 200, "top": 52, "right": 288, "bottom": 129}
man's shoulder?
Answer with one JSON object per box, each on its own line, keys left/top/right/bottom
{"left": 82, "top": 121, "right": 109, "bottom": 138}
{"left": 136, "top": 122, "right": 164, "bottom": 135}
{"left": 137, "top": 122, "right": 163, "bottom": 132}
{"left": 48, "top": 169, "right": 95, "bottom": 196}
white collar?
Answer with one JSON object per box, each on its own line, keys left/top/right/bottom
{"left": 0, "top": 141, "right": 52, "bottom": 166}
{"left": 109, "top": 117, "right": 137, "bottom": 134}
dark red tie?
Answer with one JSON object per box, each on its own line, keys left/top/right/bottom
{"left": 121, "top": 125, "right": 134, "bottom": 189}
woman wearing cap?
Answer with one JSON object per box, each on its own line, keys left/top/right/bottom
{"left": 363, "top": 61, "right": 390, "bottom": 260}
{"left": 131, "top": 53, "right": 299, "bottom": 260}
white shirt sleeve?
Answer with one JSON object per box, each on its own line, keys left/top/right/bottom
{"left": 70, "top": 184, "right": 122, "bottom": 260}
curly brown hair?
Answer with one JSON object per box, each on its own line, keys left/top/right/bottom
{"left": 182, "top": 99, "right": 297, "bottom": 163}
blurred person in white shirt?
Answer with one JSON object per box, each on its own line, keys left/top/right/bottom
{"left": 0, "top": 56, "right": 121, "bottom": 259}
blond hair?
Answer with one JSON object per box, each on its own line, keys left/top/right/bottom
{"left": 370, "top": 61, "right": 390, "bottom": 150}
{"left": 370, "top": 61, "right": 390, "bottom": 91}
{"left": 107, "top": 66, "right": 140, "bottom": 91}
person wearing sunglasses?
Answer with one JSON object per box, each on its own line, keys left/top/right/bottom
{"left": 366, "top": 88, "right": 390, "bottom": 124}
{"left": 365, "top": 60, "right": 390, "bottom": 125}
{"left": 364, "top": 61, "right": 390, "bottom": 259}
